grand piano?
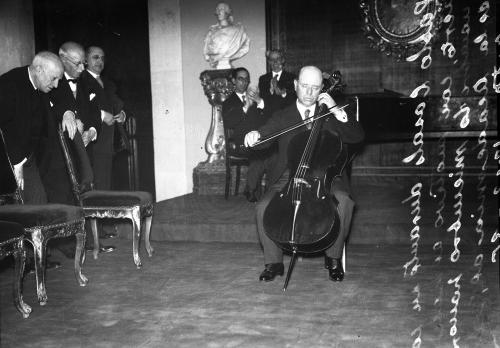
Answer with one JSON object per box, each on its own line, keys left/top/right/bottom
{"left": 351, "top": 91, "right": 498, "bottom": 142}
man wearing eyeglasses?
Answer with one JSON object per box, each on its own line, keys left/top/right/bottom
{"left": 41, "top": 41, "right": 101, "bottom": 205}
{"left": 222, "top": 67, "right": 276, "bottom": 202}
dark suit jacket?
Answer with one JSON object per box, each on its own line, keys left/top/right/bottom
{"left": 48, "top": 76, "right": 101, "bottom": 135}
{"left": 80, "top": 70, "right": 124, "bottom": 116}
{"left": 0, "top": 66, "right": 49, "bottom": 164}
{"left": 257, "top": 101, "right": 364, "bottom": 193}
{"left": 258, "top": 70, "right": 296, "bottom": 117}
{"left": 38, "top": 75, "right": 102, "bottom": 204}
{"left": 222, "top": 92, "right": 269, "bottom": 148}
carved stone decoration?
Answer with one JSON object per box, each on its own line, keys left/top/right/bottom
{"left": 199, "top": 69, "right": 234, "bottom": 163}
{"left": 360, "top": 0, "right": 442, "bottom": 61}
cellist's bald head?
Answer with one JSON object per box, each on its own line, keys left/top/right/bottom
{"left": 295, "top": 66, "right": 323, "bottom": 107}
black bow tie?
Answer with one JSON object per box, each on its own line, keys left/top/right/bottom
{"left": 67, "top": 78, "right": 77, "bottom": 84}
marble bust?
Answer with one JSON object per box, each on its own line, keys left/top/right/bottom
{"left": 203, "top": 2, "right": 250, "bottom": 70}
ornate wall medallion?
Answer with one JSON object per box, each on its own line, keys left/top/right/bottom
{"left": 360, "top": 0, "right": 442, "bottom": 60}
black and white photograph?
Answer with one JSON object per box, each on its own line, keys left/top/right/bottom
{"left": 0, "top": 0, "right": 498, "bottom": 347}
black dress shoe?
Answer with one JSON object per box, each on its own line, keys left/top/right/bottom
{"left": 244, "top": 189, "right": 258, "bottom": 203}
{"left": 259, "top": 263, "right": 284, "bottom": 282}
{"left": 325, "top": 256, "right": 344, "bottom": 282}
{"left": 85, "top": 245, "right": 116, "bottom": 253}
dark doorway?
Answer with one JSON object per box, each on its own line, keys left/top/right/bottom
{"left": 32, "top": 0, "right": 155, "bottom": 197}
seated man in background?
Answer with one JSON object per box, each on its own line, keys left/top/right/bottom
{"left": 222, "top": 67, "right": 276, "bottom": 202}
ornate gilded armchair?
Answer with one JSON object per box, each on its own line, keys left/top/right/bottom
{"left": 58, "top": 126, "right": 154, "bottom": 268}
{"left": 0, "top": 129, "right": 88, "bottom": 306}
{"left": 0, "top": 220, "right": 31, "bottom": 318}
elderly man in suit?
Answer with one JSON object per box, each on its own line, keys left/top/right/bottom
{"left": 245, "top": 66, "right": 364, "bottom": 283}
{"left": 40, "top": 41, "right": 102, "bottom": 205}
{"left": 222, "top": 67, "right": 276, "bottom": 202}
{"left": 0, "top": 51, "right": 63, "bottom": 204}
{"left": 80, "top": 46, "right": 126, "bottom": 191}
{"left": 79, "top": 45, "right": 127, "bottom": 243}
{"left": 257, "top": 49, "right": 296, "bottom": 118}
{"left": 40, "top": 42, "right": 114, "bottom": 256}
{"left": 0, "top": 51, "right": 65, "bottom": 271}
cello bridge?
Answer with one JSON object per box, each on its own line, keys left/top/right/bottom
{"left": 293, "top": 178, "right": 311, "bottom": 188}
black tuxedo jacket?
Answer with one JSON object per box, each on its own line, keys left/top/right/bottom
{"left": 258, "top": 70, "right": 296, "bottom": 116}
{"left": 48, "top": 76, "right": 101, "bottom": 133}
{"left": 257, "top": 101, "right": 364, "bottom": 193}
{"left": 0, "top": 66, "right": 49, "bottom": 164}
{"left": 39, "top": 75, "right": 101, "bottom": 178}
{"left": 222, "top": 92, "right": 269, "bottom": 148}
{"left": 80, "top": 70, "right": 124, "bottom": 115}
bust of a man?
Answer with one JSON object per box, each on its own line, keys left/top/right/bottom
{"left": 203, "top": 2, "right": 250, "bottom": 70}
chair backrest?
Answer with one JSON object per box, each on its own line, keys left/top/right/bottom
{"left": 0, "top": 128, "right": 22, "bottom": 204}
{"left": 58, "top": 125, "right": 94, "bottom": 205}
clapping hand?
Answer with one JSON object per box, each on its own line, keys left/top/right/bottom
{"left": 247, "top": 86, "right": 261, "bottom": 106}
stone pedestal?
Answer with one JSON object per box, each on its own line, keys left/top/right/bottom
{"left": 193, "top": 160, "right": 248, "bottom": 195}
{"left": 199, "top": 69, "right": 234, "bottom": 163}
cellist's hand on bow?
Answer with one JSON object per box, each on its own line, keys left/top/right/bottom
{"left": 318, "top": 93, "right": 334, "bottom": 110}
{"left": 244, "top": 130, "right": 261, "bottom": 148}
{"left": 318, "top": 93, "right": 348, "bottom": 123}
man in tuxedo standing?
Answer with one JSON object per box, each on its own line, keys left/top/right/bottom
{"left": 41, "top": 41, "right": 102, "bottom": 205}
{"left": 257, "top": 49, "right": 296, "bottom": 118}
{"left": 0, "top": 51, "right": 64, "bottom": 204}
{"left": 41, "top": 41, "right": 114, "bottom": 257}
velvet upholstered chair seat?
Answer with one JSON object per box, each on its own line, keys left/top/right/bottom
{"left": 58, "top": 126, "right": 154, "bottom": 268}
{"left": 0, "top": 204, "right": 88, "bottom": 305}
{"left": 0, "top": 128, "right": 88, "bottom": 307}
{"left": 0, "top": 204, "right": 83, "bottom": 227}
{"left": 0, "top": 220, "right": 32, "bottom": 318}
{"left": 81, "top": 190, "right": 153, "bottom": 207}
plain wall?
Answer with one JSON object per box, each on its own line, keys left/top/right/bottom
{"left": 0, "top": 0, "right": 34, "bottom": 74}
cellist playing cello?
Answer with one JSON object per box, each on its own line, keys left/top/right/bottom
{"left": 244, "top": 66, "right": 364, "bottom": 283}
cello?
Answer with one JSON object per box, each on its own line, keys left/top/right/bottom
{"left": 259, "top": 71, "right": 350, "bottom": 290}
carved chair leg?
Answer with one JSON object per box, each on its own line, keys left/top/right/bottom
{"left": 74, "top": 228, "right": 88, "bottom": 287}
{"left": 89, "top": 218, "right": 99, "bottom": 260}
{"left": 131, "top": 208, "right": 142, "bottom": 268}
{"left": 13, "top": 239, "right": 31, "bottom": 318}
{"left": 143, "top": 215, "right": 154, "bottom": 257}
{"left": 30, "top": 229, "right": 48, "bottom": 305}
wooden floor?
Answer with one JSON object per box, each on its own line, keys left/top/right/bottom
{"left": 1, "top": 175, "right": 499, "bottom": 347}
{"left": 1, "top": 238, "right": 499, "bottom": 347}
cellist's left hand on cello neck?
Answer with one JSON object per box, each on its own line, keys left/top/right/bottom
{"left": 318, "top": 93, "right": 348, "bottom": 123}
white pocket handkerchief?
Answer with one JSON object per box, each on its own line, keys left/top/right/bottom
{"left": 89, "top": 93, "right": 96, "bottom": 101}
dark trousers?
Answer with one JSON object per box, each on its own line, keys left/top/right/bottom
{"left": 246, "top": 150, "right": 277, "bottom": 193}
{"left": 21, "top": 159, "right": 47, "bottom": 204}
{"left": 255, "top": 178, "right": 355, "bottom": 264}
{"left": 92, "top": 124, "right": 114, "bottom": 190}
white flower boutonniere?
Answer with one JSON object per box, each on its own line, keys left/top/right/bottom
{"left": 50, "top": 101, "right": 54, "bottom": 107}
{"left": 89, "top": 93, "right": 96, "bottom": 101}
